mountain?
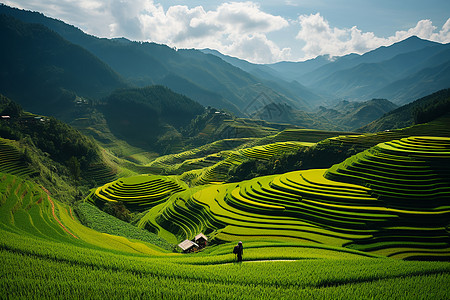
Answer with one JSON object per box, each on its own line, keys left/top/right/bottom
{"left": 100, "top": 85, "right": 205, "bottom": 152}
{"left": 264, "top": 55, "right": 331, "bottom": 82}
{"left": 371, "top": 59, "right": 450, "bottom": 105}
{"left": 359, "top": 88, "right": 450, "bottom": 132}
{"left": 298, "top": 36, "right": 442, "bottom": 86}
{"left": 317, "top": 99, "right": 398, "bottom": 130}
{"left": 309, "top": 42, "right": 450, "bottom": 101}
{"left": 158, "top": 73, "right": 240, "bottom": 113}
{"left": 251, "top": 98, "right": 398, "bottom": 131}
{"left": 0, "top": 14, "right": 127, "bottom": 116}
{"left": 2, "top": 4, "right": 448, "bottom": 117}
{"left": 200, "top": 48, "right": 283, "bottom": 81}
{"left": 202, "top": 34, "right": 449, "bottom": 107}
{"left": 250, "top": 103, "right": 339, "bottom": 130}
{"left": 311, "top": 63, "right": 395, "bottom": 100}
{"left": 0, "top": 4, "right": 314, "bottom": 114}
{"left": 200, "top": 48, "right": 324, "bottom": 108}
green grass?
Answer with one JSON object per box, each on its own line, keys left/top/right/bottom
{"left": 75, "top": 202, "right": 174, "bottom": 251}
{"left": 1, "top": 230, "right": 449, "bottom": 299}
{"left": 1, "top": 171, "right": 449, "bottom": 299}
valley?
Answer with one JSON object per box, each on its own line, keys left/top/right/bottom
{"left": 0, "top": 3, "right": 449, "bottom": 299}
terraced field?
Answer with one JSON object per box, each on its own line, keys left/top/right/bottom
{"left": 1, "top": 145, "right": 449, "bottom": 299}
{"left": 180, "top": 141, "right": 313, "bottom": 186}
{"left": 2, "top": 171, "right": 449, "bottom": 299}
{"left": 325, "top": 136, "right": 450, "bottom": 258}
{"left": 150, "top": 137, "right": 450, "bottom": 259}
{"left": 0, "top": 138, "right": 35, "bottom": 177}
{"left": 328, "top": 113, "right": 450, "bottom": 150}
{"left": 271, "top": 129, "right": 356, "bottom": 143}
{"left": 88, "top": 174, "right": 188, "bottom": 211}
{"left": 0, "top": 172, "right": 168, "bottom": 254}
{"left": 84, "top": 162, "right": 118, "bottom": 185}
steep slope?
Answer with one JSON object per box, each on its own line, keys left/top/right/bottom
{"left": 0, "top": 94, "right": 119, "bottom": 198}
{"left": 359, "top": 89, "right": 450, "bottom": 132}
{"left": 264, "top": 55, "right": 332, "bottom": 82}
{"left": 200, "top": 49, "right": 324, "bottom": 107}
{"left": 100, "top": 86, "right": 205, "bottom": 153}
{"left": 372, "top": 60, "right": 450, "bottom": 105}
{"left": 311, "top": 63, "right": 394, "bottom": 99}
{"left": 0, "top": 14, "right": 127, "bottom": 116}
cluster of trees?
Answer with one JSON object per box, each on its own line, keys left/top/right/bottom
{"left": 413, "top": 89, "right": 450, "bottom": 124}
{"left": 0, "top": 95, "right": 101, "bottom": 178}
{"left": 102, "top": 201, "right": 132, "bottom": 222}
{"left": 227, "top": 142, "right": 360, "bottom": 182}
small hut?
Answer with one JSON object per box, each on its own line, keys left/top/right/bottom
{"left": 194, "top": 233, "right": 208, "bottom": 249}
{"left": 178, "top": 239, "right": 198, "bottom": 253}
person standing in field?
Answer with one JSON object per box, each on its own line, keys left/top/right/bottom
{"left": 233, "top": 241, "right": 244, "bottom": 262}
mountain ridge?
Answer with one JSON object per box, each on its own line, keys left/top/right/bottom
{"left": 0, "top": 4, "right": 315, "bottom": 114}
{"left": 0, "top": 14, "right": 127, "bottom": 116}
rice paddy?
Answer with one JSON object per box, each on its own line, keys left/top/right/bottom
{"left": 1, "top": 134, "right": 449, "bottom": 299}
{"left": 144, "top": 136, "right": 450, "bottom": 260}
{"left": 89, "top": 174, "right": 188, "bottom": 211}
{"left": 0, "top": 138, "right": 35, "bottom": 177}
{"left": 1, "top": 172, "right": 449, "bottom": 299}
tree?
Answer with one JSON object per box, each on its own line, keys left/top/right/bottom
{"left": 67, "top": 156, "right": 80, "bottom": 179}
{"left": 103, "top": 201, "right": 131, "bottom": 222}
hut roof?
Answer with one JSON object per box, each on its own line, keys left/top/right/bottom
{"left": 194, "top": 233, "right": 208, "bottom": 242}
{"left": 178, "top": 239, "right": 198, "bottom": 251}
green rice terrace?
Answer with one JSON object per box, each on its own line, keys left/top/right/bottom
{"left": 1, "top": 8, "right": 449, "bottom": 297}
{"left": 134, "top": 136, "right": 449, "bottom": 260}
{"left": 2, "top": 127, "right": 450, "bottom": 298}
{"left": 1, "top": 170, "right": 449, "bottom": 299}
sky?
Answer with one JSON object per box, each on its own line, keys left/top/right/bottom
{"left": 3, "top": 0, "right": 450, "bottom": 63}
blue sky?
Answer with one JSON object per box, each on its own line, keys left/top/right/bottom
{"left": 3, "top": 0, "right": 450, "bottom": 63}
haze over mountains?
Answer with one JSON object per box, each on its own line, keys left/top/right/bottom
{"left": 0, "top": 3, "right": 449, "bottom": 139}
{"left": 203, "top": 36, "right": 450, "bottom": 106}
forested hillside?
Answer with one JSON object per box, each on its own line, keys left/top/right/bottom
{"left": 360, "top": 89, "right": 450, "bottom": 132}
{"left": 0, "top": 14, "right": 127, "bottom": 116}
{"left": 100, "top": 86, "right": 205, "bottom": 152}
{"left": 0, "top": 94, "right": 117, "bottom": 201}
{"left": 0, "top": 4, "right": 315, "bottom": 115}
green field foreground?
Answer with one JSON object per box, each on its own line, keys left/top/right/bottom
{"left": 2, "top": 136, "right": 450, "bottom": 299}
{"left": 1, "top": 171, "right": 449, "bottom": 299}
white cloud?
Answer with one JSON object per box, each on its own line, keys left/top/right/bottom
{"left": 137, "top": 1, "right": 290, "bottom": 63}
{"left": 4, "top": 1, "right": 450, "bottom": 63}
{"left": 5, "top": 0, "right": 291, "bottom": 63}
{"left": 296, "top": 13, "right": 450, "bottom": 59}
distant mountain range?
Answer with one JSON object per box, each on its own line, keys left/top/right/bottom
{"left": 251, "top": 98, "right": 398, "bottom": 131}
{"left": 204, "top": 36, "right": 450, "bottom": 106}
{"left": 0, "top": 4, "right": 318, "bottom": 115}
{"left": 0, "top": 3, "right": 448, "bottom": 129}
